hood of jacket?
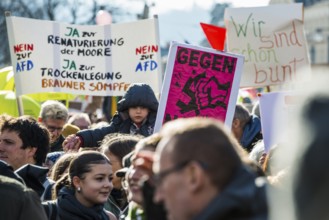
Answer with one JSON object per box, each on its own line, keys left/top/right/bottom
{"left": 117, "top": 83, "right": 158, "bottom": 113}
{"left": 241, "top": 115, "right": 262, "bottom": 149}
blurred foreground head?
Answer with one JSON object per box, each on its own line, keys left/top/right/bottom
{"left": 153, "top": 117, "right": 246, "bottom": 220}
{"left": 294, "top": 93, "right": 329, "bottom": 220}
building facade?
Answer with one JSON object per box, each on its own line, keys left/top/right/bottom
{"left": 303, "top": 0, "right": 329, "bottom": 64}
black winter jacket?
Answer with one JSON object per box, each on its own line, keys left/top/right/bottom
{"left": 193, "top": 165, "right": 268, "bottom": 220}
{"left": 43, "top": 187, "right": 109, "bottom": 220}
{"left": 78, "top": 83, "right": 158, "bottom": 147}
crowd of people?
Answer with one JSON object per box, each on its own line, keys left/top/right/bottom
{"left": 0, "top": 81, "right": 327, "bottom": 220}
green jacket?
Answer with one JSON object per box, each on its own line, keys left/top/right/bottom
{"left": 104, "top": 193, "right": 129, "bottom": 219}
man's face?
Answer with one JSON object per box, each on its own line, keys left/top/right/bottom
{"left": 231, "top": 118, "right": 243, "bottom": 141}
{"left": 126, "top": 164, "right": 146, "bottom": 205}
{"left": 42, "top": 118, "right": 66, "bottom": 143}
{"left": 153, "top": 147, "right": 191, "bottom": 220}
{"left": 0, "top": 130, "right": 35, "bottom": 170}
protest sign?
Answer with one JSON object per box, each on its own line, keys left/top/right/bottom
{"left": 154, "top": 42, "right": 244, "bottom": 132}
{"left": 259, "top": 91, "right": 300, "bottom": 152}
{"left": 225, "top": 3, "right": 311, "bottom": 88}
{"left": 6, "top": 16, "right": 162, "bottom": 96}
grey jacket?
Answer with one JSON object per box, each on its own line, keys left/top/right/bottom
{"left": 0, "top": 175, "right": 48, "bottom": 220}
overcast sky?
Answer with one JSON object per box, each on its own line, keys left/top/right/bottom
{"left": 116, "top": 0, "right": 272, "bottom": 46}
{"left": 147, "top": 0, "right": 271, "bottom": 46}
{"left": 150, "top": 0, "right": 271, "bottom": 14}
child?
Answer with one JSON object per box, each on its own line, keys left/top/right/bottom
{"left": 63, "top": 83, "right": 158, "bottom": 150}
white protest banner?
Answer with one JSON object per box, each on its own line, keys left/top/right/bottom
{"left": 224, "top": 3, "right": 311, "bottom": 88}
{"left": 259, "top": 91, "right": 300, "bottom": 152}
{"left": 6, "top": 16, "right": 162, "bottom": 96}
{"left": 154, "top": 42, "right": 244, "bottom": 132}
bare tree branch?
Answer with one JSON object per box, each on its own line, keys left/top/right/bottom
{"left": 0, "top": 0, "right": 140, "bottom": 67}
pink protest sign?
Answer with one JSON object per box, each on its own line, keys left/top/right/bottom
{"left": 154, "top": 42, "right": 244, "bottom": 132}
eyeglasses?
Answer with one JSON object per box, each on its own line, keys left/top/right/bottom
{"left": 153, "top": 160, "right": 208, "bottom": 186}
{"left": 153, "top": 160, "right": 191, "bottom": 186}
{"left": 46, "top": 125, "right": 63, "bottom": 132}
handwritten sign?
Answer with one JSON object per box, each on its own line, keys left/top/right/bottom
{"left": 154, "top": 42, "right": 244, "bottom": 132}
{"left": 224, "top": 3, "right": 311, "bottom": 88}
{"left": 6, "top": 16, "right": 162, "bottom": 96}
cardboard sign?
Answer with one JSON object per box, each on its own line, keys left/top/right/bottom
{"left": 259, "top": 91, "right": 300, "bottom": 152}
{"left": 154, "top": 42, "right": 244, "bottom": 132}
{"left": 6, "top": 16, "right": 162, "bottom": 96}
{"left": 225, "top": 3, "right": 311, "bottom": 88}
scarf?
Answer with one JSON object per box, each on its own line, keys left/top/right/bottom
{"left": 57, "top": 187, "right": 109, "bottom": 220}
